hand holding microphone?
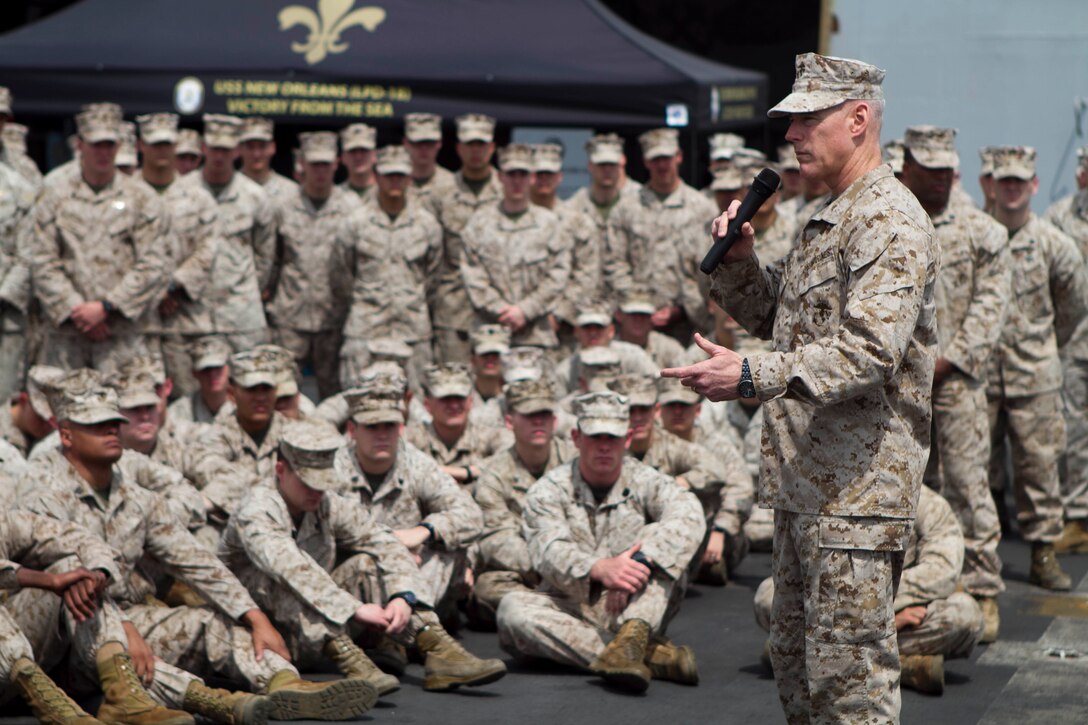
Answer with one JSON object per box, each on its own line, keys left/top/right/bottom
{"left": 700, "top": 168, "right": 781, "bottom": 274}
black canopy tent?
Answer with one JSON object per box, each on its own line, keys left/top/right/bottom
{"left": 0, "top": 0, "right": 767, "bottom": 131}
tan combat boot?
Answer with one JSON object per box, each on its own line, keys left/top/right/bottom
{"left": 695, "top": 558, "right": 728, "bottom": 587}
{"left": 265, "top": 669, "right": 376, "bottom": 721}
{"left": 182, "top": 681, "right": 270, "bottom": 725}
{"left": 414, "top": 623, "right": 508, "bottom": 691}
{"left": 1053, "top": 519, "right": 1088, "bottom": 555}
{"left": 324, "top": 634, "right": 400, "bottom": 696}
{"left": 588, "top": 618, "right": 652, "bottom": 693}
{"left": 95, "top": 652, "right": 194, "bottom": 725}
{"left": 899, "top": 654, "right": 944, "bottom": 695}
{"left": 367, "top": 635, "right": 407, "bottom": 677}
{"left": 12, "top": 658, "right": 104, "bottom": 725}
{"left": 1029, "top": 542, "right": 1072, "bottom": 591}
{"left": 977, "top": 596, "right": 1000, "bottom": 644}
{"left": 644, "top": 635, "right": 699, "bottom": 685}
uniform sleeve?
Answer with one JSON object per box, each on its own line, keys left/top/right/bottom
{"left": 749, "top": 216, "right": 936, "bottom": 406}
{"left": 601, "top": 202, "right": 635, "bottom": 304}
{"left": 556, "top": 213, "right": 600, "bottom": 323}
{"left": 635, "top": 471, "right": 707, "bottom": 580}
{"left": 1049, "top": 229, "right": 1088, "bottom": 351}
{"left": 252, "top": 195, "right": 278, "bottom": 294}
{"left": 473, "top": 468, "right": 532, "bottom": 576}
{"left": 460, "top": 217, "right": 509, "bottom": 319}
{"left": 709, "top": 252, "right": 784, "bottom": 342}
{"left": 0, "top": 510, "right": 122, "bottom": 591}
{"left": 126, "top": 453, "right": 207, "bottom": 531}
{"left": 29, "top": 190, "right": 85, "bottom": 324}
{"left": 232, "top": 496, "right": 360, "bottom": 625}
{"left": 171, "top": 196, "right": 219, "bottom": 302}
{"left": 143, "top": 493, "right": 258, "bottom": 621}
{"left": 188, "top": 427, "right": 259, "bottom": 516}
{"left": 0, "top": 187, "right": 36, "bottom": 313}
{"left": 524, "top": 479, "right": 597, "bottom": 601}
{"left": 413, "top": 463, "right": 483, "bottom": 551}
{"left": 942, "top": 219, "right": 1011, "bottom": 380}
{"left": 517, "top": 220, "right": 572, "bottom": 321}
{"left": 106, "top": 192, "right": 170, "bottom": 320}
{"left": 330, "top": 216, "right": 357, "bottom": 319}
{"left": 893, "top": 491, "right": 964, "bottom": 610}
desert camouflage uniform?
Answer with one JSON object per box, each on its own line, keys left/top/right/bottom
{"left": 606, "top": 183, "right": 718, "bottom": 335}
{"left": 1044, "top": 189, "right": 1088, "bottom": 520}
{"left": 20, "top": 456, "right": 293, "bottom": 708}
{"left": 460, "top": 204, "right": 572, "bottom": 349}
{"left": 333, "top": 439, "right": 483, "bottom": 609}
{"left": 755, "top": 485, "right": 983, "bottom": 659}
{"left": 268, "top": 186, "right": 358, "bottom": 399}
{"left": 336, "top": 197, "right": 442, "bottom": 384}
{"left": 496, "top": 457, "right": 705, "bottom": 668}
{"left": 410, "top": 165, "right": 456, "bottom": 216}
{"left": 146, "top": 176, "right": 219, "bottom": 394}
{"left": 552, "top": 205, "right": 603, "bottom": 326}
{"left": 0, "top": 143, "right": 43, "bottom": 190}
{"left": 468, "top": 387, "right": 505, "bottom": 430}
{"left": 254, "top": 172, "right": 298, "bottom": 207}
{"left": 166, "top": 391, "right": 220, "bottom": 426}
{"left": 220, "top": 484, "right": 431, "bottom": 665}
{"left": 555, "top": 341, "right": 657, "bottom": 394}
{"left": 0, "top": 163, "right": 35, "bottom": 404}
{"left": 29, "top": 170, "right": 168, "bottom": 374}
{"left": 472, "top": 437, "right": 576, "bottom": 620}
{"left": 712, "top": 162, "right": 938, "bottom": 723}
{"left": 793, "top": 193, "right": 831, "bottom": 229}
{"left": 929, "top": 203, "right": 1010, "bottom": 597}
{"left": 641, "top": 330, "right": 689, "bottom": 370}
{"left": 404, "top": 418, "right": 512, "bottom": 474}
{"left": 188, "top": 411, "right": 289, "bottom": 519}
{"left": 755, "top": 208, "right": 798, "bottom": 267}
{"left": 431, "top": 171, "right": 503, "bottom": 362}
{"left": 987, "top": 215, "right": 1088, "bottom": 542}
{"left": 183, "top": 171, "right": 274, "bottom": 350}
{"left": 337, "top": 180, "right": 374, "bottom": 204}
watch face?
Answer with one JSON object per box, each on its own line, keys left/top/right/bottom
{"left": 739, "top": 381, "right": 756, "bottom": 399}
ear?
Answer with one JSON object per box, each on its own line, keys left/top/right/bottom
{"left": 504, "top": 414, "right": 514, "bottom": 431}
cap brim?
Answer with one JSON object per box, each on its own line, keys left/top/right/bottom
{"left": 909, "top": 149, "right": 959, "bottom": 169}
{"left": 406, "top": 131, "right": 442, "bottom": 142}
{"left": 239, "top": 133, "right": 273, "bottom": 143}
{"left": 194, "top": 356, "right": 228, "bottom": 371}
{"left": 510, "top": 398, "right": 557, "bottom": 415}
{"left": 302, "top": 151, "right": 337, "bottom": 164}
{"left": 233, "top": 372, "right": 277, "bottom": 388}
{"left": 767, "top": 92, "right": 846, "bottom": 119}
{"left": 342, "top": 141, "right": 375, "bottom": 151}
{"left": 576, "top": 314, "right": 612, "bottom": 327}
{"left": 68, "top": 409, "right": 128, "bottom": 425}
{"left": 578, "top": 419, "right": 628, "bottom": 437}
{"left": 458, "top": 132, "right": 493, "bottom": 143}
{"left": 658, "top": 392, "right": 700, "bottom": 406}
{"left": 351, "top": 409, "right": 405, "bottom": 425}
{"left": 204, "top": 135, "right": 238, "bottom": 149}
{"left": 119, "top": 391, "right": 161, "bottom": 409}
{"left": 142, "top": 131, "right": 178, "bottom": 145}
{"left": 429, "top": 385, "right": 472, "bottom": 399}
{"left": 376, "top": 163, "right": 412, "bottom": 175}
{"left": 626, "top": 394, "right": 658, "bottom": 407}
{"left": 500, "top": 163, "right": 533, "bottom": 173}
{"left": 503, "top": 366, "right": 540, "bottom": 383}
{"left": 28, "top": 390, "right": 52, "bottom": 420}
{"left": 277, "top": 380, "right": 300, "bottom": 397}
{"left": 619, "top": 303, "right": 655, "bottom": 315}
{"left": 993, "top": 166, "right": 1034, "bottom": 181}
{"left": 589, "top": 151, "right": 622, "bottom": 164}
{"left": 295, "top": 466, "right": 340, "bottom": 492}
{"left": 474, "top": 343, "right": 509, "bottom": 355}
{"left": 642, "top": 145, "right": 678, "bottom": 159}
{"left": 81, "top": 131, "right": 120, "bottom": 144}
{"left": 534, "top": 163, "right": 562, "bottom": 173}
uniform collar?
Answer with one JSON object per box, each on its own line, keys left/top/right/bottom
{"left": 811, "top": 163, "right": 893, "bottom": 227}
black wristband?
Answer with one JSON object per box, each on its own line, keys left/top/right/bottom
{"left": 101, "top": 299, "right": 114, "bottom": 315}
{"left": 631, "top": 551, "right": 651, "bottom": 568}
{"left": 420, "top": 522, "right": 436, "bottom": 542}
{"left": 463, "top": 466, "right": 475, "bottom": 483}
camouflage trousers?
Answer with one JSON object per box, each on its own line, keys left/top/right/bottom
{"left": 755, "top": 578, "right": 983, "bottom": 661}
{"left": 933, "top": 374, "right": 1004, "bottom": 597}
{"left": 495, "top": 575, "right": 682, "bottom": 669}
{"left": 1060, "top": 358, "right": 1088, "bottom": 520}
{"left": 36, "top": 320, "right": 153, "bottom": 377}
{"left": 470, "top": 570, "right": 535, "bottom": 625}
{"left": 274, "top": 326, "right": 342, "bottom": 402}
{"left": 769, "top": 510, "right": 905, "bottom": 725}
{"left": 987, "top": 390, "right": 1065, "bottom": 542}
{"left": 432, "top": 327, "right": 472, "bottom": 364}
{"left": 122, "top": 602, "right": 292, "bottom": 705}
{"left": 0, "top": 306, "right": 27, "bottom": 406}
{"left": 219, "top": 328, "right": 270, "bottom": 355}
{"left": 337, "top": 546, "right": 466, "bottom": 617}
{"left": 745, "top": 506, "right": 775, "bottom": 552}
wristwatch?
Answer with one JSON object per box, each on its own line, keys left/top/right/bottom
{"left": 738, "top": 358, "right": 756, "bottom": 399}
{"left": 389, "top": 591, "right": 419, "bottom": 608}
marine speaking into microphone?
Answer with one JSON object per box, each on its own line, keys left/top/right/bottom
{"left": 699, "top": 168, "right": 780, "bottom": 274}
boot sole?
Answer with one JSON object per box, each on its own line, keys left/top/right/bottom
{"left": 598, "top": 669, "right": 651, "bottom": 694}
{"left": 422, "top": 662, "right": 507, "bottom": 692}
{"left": 237, "top": 696, "right": 273, "bottom": 725}
{"left": 656, "top": 645, "right": 699, "bottom": 686}
{"left": 98, "top": 708, "right": 194, "bottom": 725}
{"left": 1029, "top": 574, "right": 1073, "bottom": 591}
{"left": 268, "top": 678, "right": 377, "bottom": 721}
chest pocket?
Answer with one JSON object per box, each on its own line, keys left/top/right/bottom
{"left": 796, "top": 254, "right": 841, "bottom": 335}
{"left": 1011, "top": 252, "right": 1050, "bottom": 321}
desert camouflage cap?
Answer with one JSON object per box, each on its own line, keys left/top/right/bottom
{"left": 340, "top": 122, "right": 376, "bottom": 151}
{"left": 2, "top": 123, "right": 28, "bottom": 154}
{"left": 375, "top": 144, "right": 411, "bottom": 175}
{"left": 708, "top": 132, "right": 745, "bottom": 161}
{"left": 978, "top": 146, "right": 998, "bottom": 176}
{"left": 247, "top": 345, "right": 298, "bottom": 396}
{"left": 472, "top": 324, "right": 511, "bottom": 355}
{"left": 239, "top": 117, "right": 274, "bottom": 143}
{"left": 456, "top": 114, "right": 496, "bottom": 143}
{"left": 882, "top": 139, "right": 905, "bottom": 175}
{"left": 904, "top": 126, "right": 958, "bottom": 169}
{"left": 366, "top": 337, "right": 414, "bottom": 363}
{"left": 573, "top": 391, "right": 629, "bottom": 437}
{"left": 502, "top": 346, "right": 546, "bottom": 383}
{"left": 991, "top": 146, "right": 1036, "bottom": 181}
{"left": 575, "top": 303, "right": 612, "bottom": 328}
{"left": 498, "top": 143, "right": 534, "bottom": 173}
{"left": 229, "top": 347, "right": 281, "bottom": 388}
{"left": 769, "top": 53, "right": 885, "bottom": 118}
{"left": 505, "top": 377, "right": 556, "bottom": 415}
{"left": 136, "top": 113, "right": 179, "bottom": 145}
{"left": 344, "top": 371, "right": 407, "bottom": 425}
{"left": 778, "top": 143, "right": 800, "bottom": 172}
{"left": 299, "top": 131, "right": 338, "bottom": 163}
{"left": 424, "top": 362, "right": 473, "bottom": 399}
{"left": 176, "top": 129, "right": 203, "bottom": 156}
{"left": 203, "top": 114, "right": 242, "bottom": 149}
{"left": 116, "top": 354, "right": 166, "bottom": 387}
{"left": 77, "top": 102, "right": 123, "bottom": 144}
{"left": 656, "top": 375, "right": 701, "bottom": 406}
{"left": 280, "top": 419, "right": 343, "bottom": 491}
{"left": 109, "top": 368, "right": 160, "bottom": 410}
{"left": 606, "top": 373, "right": 658, "bottom": 407}
{"left": 710, "top": 165, "right": 745, "bottom": 192}
{"left": 0, "top": 86, "right": 10, "bottom": 116}
{"left": 404, "top": 112, "right": 442, "bottom": 143}
{"left": 532, "top": 143, "right": 563, "bottom": 173}
{"left": 577, "top": 346, "right": 621, "bottom": 388}
{"left": 618, "top": 286, "right": 656, "bottom": 315}
{"left": 50, "top": 370, "right": 127, "bottom": 426}
{"left": 26, "top": 365, "right": 66, "bottom": 420}
{"left": 189, "top": 337, "right": 232, "bottom": 370}
{"left": 639, "top": 128, "right": 679, "bottom": 159}
{"left": 115, "top": 121, "right": 138, "bottom": 167}
{"left": 585, "top": 133, "right": 624, "bottom": 164}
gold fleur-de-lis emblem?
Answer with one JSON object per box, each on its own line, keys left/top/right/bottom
{"left": 279, "top": 0, "right": 386, "bottom": 65}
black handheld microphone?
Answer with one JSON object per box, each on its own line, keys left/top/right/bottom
{"left": 700, "top": 168, "right": 781, "bottom": 275}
